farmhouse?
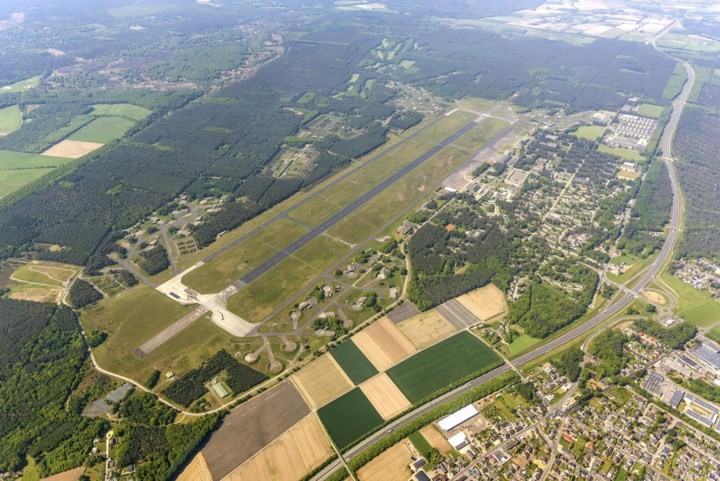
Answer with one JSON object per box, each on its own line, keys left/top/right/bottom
{"left": 438, "top": 404, "right": 479, "bottom": 431}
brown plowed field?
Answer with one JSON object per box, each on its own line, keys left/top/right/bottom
{"left": 359, "top": 373, "right": 411, "bottom": 420}
{"left": 176, "top": 453, "right": 212, "bottom": 481}
{"left": 224, "top": 414, "right": 332, "bottom": 481}
{"left": 40, "top": 467, "right": 85, "bottom": 481}
{"left": 352, "top": 317, "right": 416, "bottom": 371}
{"left": 41, "top": 140, "right": 104, "bottom": 159}
{"left": 292, "top": 354, "right": 354, "bottom": 408}
{"left": 201, "top": 382, "right": 310, "bottom": 480}
{"left": 420, "top": 425, "right": 452, "bottom": 454}
{"left": 357, "top": 441, "right": 413, "bottom": 481}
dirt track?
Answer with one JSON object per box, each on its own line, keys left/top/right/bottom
{"left": 201, "top": 382, "right": 310, "bottom": 480}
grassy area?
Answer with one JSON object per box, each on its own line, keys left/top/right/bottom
{"left": 572, "top": 125, "right": 605, "bottom": 141}
{"left": 508, "top": 334, "right": 541, "bottom": 356}
{"left": 0, "top": 105, "right": 22, "bottom": 134}
{"left": 182, "top": 218, "right": 309, "bottom": 293}
{"left": 317, "top": 387, "right": 384, "bottom": 449}
{"left": 0, "top": 75, "right": 40, "bottom": 95}
{"left": 0, "top": 149, "right": 73, "bottom": 169}
{"left": 451, "top": 118, "right": 508, "bottom": 151}
{"left": 331, "top": 341, "right": 378, "bottom": 385}
{"left": 0, "top": 168, "right": 54, "bottom": 198}
{"left": 69, "top": 116, "right": 136, "bottom": 144}
{"left": 663, "top": 62, "right": 688, "bottom": 100}
{"left": 636, "top": 103, "right": 665, "bottom": 119}
{"left": 408, "top": 431, "right": 433, "bottom": 457}
{"left": 598, "top": 144, "right": 645, "bottom": 162}
{"left": 708, "top": 325, "right": 720, "bottom": 343}
{"left": 661, "top": 273, "right": 720, "bottom": 327}
{"left": 11, "top": 262, "right": 79, "bottom": 287}
{"left": 92, "top": 103, "right": 152, "bottom": 121}
{"left": 387, "top": 332, "right": 501, "bottom": 403}
{"left": 80, "top": 285, "right": 195, "bottom": 381}
{"left": 19, "top": 456, "right": 41, "bottom": 481}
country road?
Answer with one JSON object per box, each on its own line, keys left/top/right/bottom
{"left": 310, "top": 47, "right": 694, "bottom": 481}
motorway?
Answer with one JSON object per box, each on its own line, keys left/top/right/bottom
{"left": 311, "top": 56, "right": 694, "bottom": 481}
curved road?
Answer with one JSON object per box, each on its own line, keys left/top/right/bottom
{"left": 311, "top": 57, "right": 694, "bottom": 481}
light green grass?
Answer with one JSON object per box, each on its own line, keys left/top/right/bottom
{"left": 19, "top": 456, "right": 41, "bottom": 481}
{"left": 508, "top": 334, "right": 541, "bottom": 356}
{"left": 663, "top": 63, "right": 688, "bottom": 100}
{"left": 598, "top": 144, "right": 645, "bottom": 162}
{"left": 708, "top": 325, "right": 720, "bottom": 343}
{"left": 69, "top": 116, "right": 136, "bottom": 144}
{"left": 0, "top": 105, "right": 22, "bottom": 133}
{"left": 317, "top": 387, "right": 384, "bottom": 449}
{"left": 0, "top": 75, "right": 40, "bottom": 95}
{"left": 662, "top": 273, "right": 720, "bottom": 327}
{"left": 387, "top": 332, "right": 501, "bottom": 403}
{"left": 572, "top": 125, "right": 605, "bottom": 141}
{"left": 637, "top": 104, "right": 664, "bottom": 119}
{"left": 0, "top": 168, "right": 54, "bottom": 198}
{"left": 92, "top": 103, "right": 151, "bottom": 121}
{"left": 0, "top": 149, "right": 74, "bottom": 169}
{"left": 452, "top": 118, "right": 508, "bottom": 151}
{"left": 182, "top": 218, "right": 309, "bottom": 293}
{"left": 408, "top": 431, "right": 433, "bottom": 457}
{"left": 80, "top": 285, "right": 195, "bottom": 380}
{"left": 12, "top": 262, "right": 79, "bottom": 287}
{"left": 331, "top": 341, "right": 378, "bottom": 385}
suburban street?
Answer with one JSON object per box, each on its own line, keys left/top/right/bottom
{"left": 310, "top": 52, "right": 694, "bottom": 481}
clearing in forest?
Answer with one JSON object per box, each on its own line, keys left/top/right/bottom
{"left": 455, "top": 284, "right": 507, "bottom": 322}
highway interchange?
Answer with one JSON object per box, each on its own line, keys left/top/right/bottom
{"left": 311, "top": 54, "right": 694, "bottom": 481}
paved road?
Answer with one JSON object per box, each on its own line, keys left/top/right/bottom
{"left": 311, "top": 52, "right": 694, "bottom": 481}
{"left": 232, "top": 120, "right": 479, "bottom": 288}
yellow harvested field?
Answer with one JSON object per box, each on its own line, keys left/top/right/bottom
{"left": 352, "top": 317, "right": 417, "bottom": 372}
{"left": 40, "top": 467, "right": 85, "bottom": 481}
{"left": 397, "top": 309, "right": 458, "bottom": 349}
{"left": 360, "top": 373, "right": 411, "bottom": 420}
{"left": 420, "top": 425, "right": 453, "bottom": 455}
{"left": 357, "top": 441, "right": 413, "bottom": 481}
{"left": 456, "top": 284, "right": 507, "bottom": 322}
{"left": 292, "top": 354, "right": 353, "bottom": 408}
{"left": 10, "top": 287, "right": 61, "bottom": 303}
{"left": 643, "top": 291, "right": 667, "bottom": 305}
{"left": 176, "top": 453, "right": 212, "bottom": 481}
{"left": 41, "top": 140, "right": 104, "bottom": 159}
{"left": 225, "top": 414, "right": 332, "bottom": 481}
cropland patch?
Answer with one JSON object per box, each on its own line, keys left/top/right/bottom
{"left": 420, "top": 424, "right": 452, "bottom": 455}
{"left": 318, "top": 387, "right": 384, "bottom": 449}
{"left": 0, "top": 168, "right": 53, "bottom": 198}
{"left": 0, "top": 105, "right": 22, "bottom": 134}
{"left": 224, "top": 414, "right": 333, "bottom": 481}
{"left": 39, "top": 467, "right": 85, "bottom": 481}
{"left": 0, "top": 76, "right": 40, "bottom": 95}
{"left": 397, "top": 309, "right": 458, "bottom": 349}
{"left": 292, "top": 353, "right": 354, "bottom": 408}
{"left": 352, "top": 317, "right": 417, "bottom": 372}
{"left": 436, "top": 299, "right": 483, "bottom": 330}
{"left": 41, "top": 139, "right": 104, "bottom": 159}
{"left": 91, "top": 103, "right": 152, "bottom": 121}
{"left": 176, "top": 453, "right": 212, "bottom": 481}
{"left": 0, "top": 149, "right": 73, "bottom": 169}
{"left": 68, "top": 116, "right": 136, "bottom": 144}
{"left": 201, "top": 381, "right": 310, "bottom": 480}
{"left": 359, "top": 372, "right": 411, "bottom": 420}
{"left": 357, "top": 440, "right": 413, "bottom": 481}
{"left": 455, "top": 284, "right": 508, "bottom": 322}
{"left": 330, "top": 341, "right": 378, "bottom": 385}
{"left": 387, "top": 332, "right": 501, "bottom": 403}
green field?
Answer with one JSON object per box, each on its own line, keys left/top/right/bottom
{"left": 92, "top": 103, "right": 152, "bottom": 121}
{"left": 572, "top": 125, "right": 605, "bottom": 141}
{"left": 663, "top": 63, "right": 688, "bottom": 100}
{"left": 708, "top": 325, "right": 720, "bottom": 343}
{"left": 0, "top": 149, "right": 73, "bottom": 169}
{"left": 331, "top": 341, "right": 378, "bottom": 384}
{"left": 636, "top": 104, "right": 664, "bottom": 119}
{"left": 598, "top": 144, "right": 645, "bottom": 162}
{"left": 408, "top": 431, "right": 433, "bottom": 457}
{"left": 12, "top": 262, "right": 79, "bottom": 287}
{"left": 0, "top": 105, "right": 22, "bottom": 134}
{"left": 387, "top": 332, "right": 501, "bottom": 403}
{"left": 451, "top": 118, "right": 508, "bottom": 151}
{"left": 317, "top": 387, "right": 384, "bottom": 449}
{"left": 69, "top": 116, "right": 136, "bottom": 144}
{"left": 662, "top": 273, "right": 720, "bottom": 327}
{"left": 0, "top": 168, "right": 54, "bottom": 198}
{"left": 0, "top": 75, "right": 40, "bottom": 95}
{"left": 508, "top": 334, "right": 541, "bottom": 356}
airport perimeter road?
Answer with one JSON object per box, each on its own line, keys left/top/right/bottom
{"left": 232, "top": 120, "right": 480, "bottom": 288}
{"left": 312, "top": 60, "right": 694, "bottom": 481}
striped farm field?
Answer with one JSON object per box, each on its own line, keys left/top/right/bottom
{"left": 331, "top": 340, "right": 378, "bottom": 384}
{"left": 386, "top": 332, "right": 501, "bottom": 403}
{"left": 317, "top": 388, "right": 384, "bottom": 449}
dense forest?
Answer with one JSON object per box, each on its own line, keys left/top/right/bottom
{"left": 69, "top": 279, "right": 103, "bottom": 308}
{"left": 0, "top": 300, "right": 107, "bottom": 475}
{"left": 632, "top": 319, "right": 696, "bottom": 349}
